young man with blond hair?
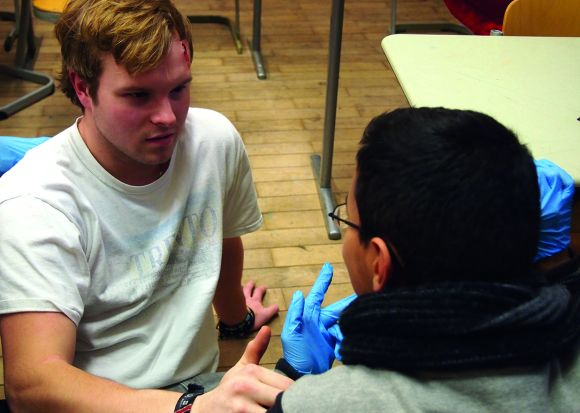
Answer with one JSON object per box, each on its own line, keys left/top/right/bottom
{"left": 0, "top": 0, "right": 292, "bottom": 412}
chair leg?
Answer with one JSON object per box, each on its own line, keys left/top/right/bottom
{"left": 188, "top": 14, "right": 243, "bottom": 54}
{"left": 188, "top": 0, "right": 243, "bottom": 54}
{"left": 0, "top": 0, "right": 55, "bottom": 120}
{"left": 0, "top": 65, "right": 55, "bottom": 120}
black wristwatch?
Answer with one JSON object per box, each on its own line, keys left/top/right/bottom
{"left": 217, "top": 307, "right": 255, "bottom": 339}
{"left": 174, "top": 383, "right": 204, "bottom": 413}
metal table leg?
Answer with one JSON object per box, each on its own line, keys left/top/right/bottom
{"left": 311, "top": 0, "right": 344, "bottom": 240}
{"left": 248, "top": 0, "right": 266, "bottom": 79}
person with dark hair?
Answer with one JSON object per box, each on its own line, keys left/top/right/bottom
{"left": 271, "top": 107, "right": 580, "bottom": 412}
{"left": 0, "top": 0, "right": 292, "bottom": 412}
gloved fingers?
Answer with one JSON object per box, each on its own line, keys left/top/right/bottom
{"left": 536, "top": 159, "right": 574, "bottom": 213}
{"left": 327, "top": 323, "right": 343, "bottom": 343}
{"left": 334, "top": 342, "right": 343, "bottom": 362}
{"left": 304, "top": 263, "right": 333, "bottom": 318}
{"left": 327, "top": 324, "right": 344, "bottom": 361}
{"left": 283, "top": 290, "right": 305, "bottom": 334}
{"left": 534, "top": 159, "right": 575, "bottom": 262}
{"left": 320, "top": 293, "right": 357, "bottom": 328}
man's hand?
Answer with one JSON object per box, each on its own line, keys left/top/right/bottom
{"left": 281, "top": 263, "right": 355, "bottom": 374}
{"left": 319, "top": 293, "right": 357, "bottom": 360}
{"left": 193, "top": 327, "right": 293, "bottom": 412}
{"left": 215, "top": 237, "right": 278, "bottom": 331}
{"left": 244, "top": 280, "right": 279, "bottom": 331}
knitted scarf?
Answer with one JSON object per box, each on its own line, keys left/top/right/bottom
{"left": 339, "top": 273, "right": 580, "bottom": 372}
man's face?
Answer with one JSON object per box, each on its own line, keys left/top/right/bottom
{"left": 78, "top": 36, "right": 192, "bottom": 184}
{"left": 342, "top": 173, "right": 375, "bottom": 295}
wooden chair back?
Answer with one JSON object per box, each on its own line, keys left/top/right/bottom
{"left": 502, "top": 0, "right": 580, "bottom": 36}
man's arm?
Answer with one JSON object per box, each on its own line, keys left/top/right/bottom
{"left": 0, "top": 312, "right": 181, "bottom": 413}
{"left": 213, "top": 237, "right": 278, "bottom": 329}
{"left": 2, "top": 314, "right": 292, "bottom": 413}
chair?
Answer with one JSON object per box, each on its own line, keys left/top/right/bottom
{"left": 30, "top": 0, "right": 268, "bottom": 80}
{"left": 188, "top": 0, "right": 266, "bottom": 79}
{"left": 0, "top": 0, "right": 55, "bottom": 120}
{"left": 32, "top": 0, "right": 66, "bottom": 22}
{"left": 502, "top": 0, "right": 580, "bottom": 36}
{"left": 389, "top": 0, "right": 472, "bottom": 35}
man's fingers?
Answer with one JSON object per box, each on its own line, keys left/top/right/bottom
{"left": 262, "top": 303, "right": 279, "bottom": 321}
{"left": 252, "top": 303, "right": 279, "bottom": 331}
{"left": 251, "top": 285, "right": 267, "bottom": 301}
{"left": 241, "top": 368, "right": 293, "bottom": 408}
{"left": 305, "top": 262, "right": 333, "bottom": 312}
{"left": 242, "top": 326, "right": 271, "bottom": 365}
{"left": 283, "top": 291, "right": 305, "bottom": 333}
{"left": 324, "top": 293, "right": 357, "bottom": 313}
{"left": 243, "top": 280, "right": 256, "bottom": 298}
{"left": 320, "top": 293, "right": 357, "bottom": 327}
{"left": 225, "top": 365, "right": 294, "bottom": 411}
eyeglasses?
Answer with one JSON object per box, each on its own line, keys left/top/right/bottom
{"left": 329, "top": 199, "right": 405, "bottom": 272}
{"left": 328, "top": 202, "right": 359, "bottom": 230}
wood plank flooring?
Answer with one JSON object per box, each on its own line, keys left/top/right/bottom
{"left": 2, "top": 0, "right": 577, "bottom": 402}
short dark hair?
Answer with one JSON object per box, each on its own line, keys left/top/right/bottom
{"left": 355, "top": 107, "right": 540, "bottom": 286}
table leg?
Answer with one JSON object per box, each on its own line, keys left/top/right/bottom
{"left": 311, "top": 0, "right": 344, "bottom": 240}
{"left": 249, "top": 0, "right": 266, "bottom": 79}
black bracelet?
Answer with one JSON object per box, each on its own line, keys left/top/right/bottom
{"left": 217, "top": 307, "right": 255, "bottom": 339}
{"left": 275, "top": 358, "right": 305, "bottom": 381}
{"left": 174, "top": 383, "right": 204, "bottom": 413}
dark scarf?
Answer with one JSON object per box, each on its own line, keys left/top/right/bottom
{"left": 339, "top": 268, "right": 580, "bottom": 372}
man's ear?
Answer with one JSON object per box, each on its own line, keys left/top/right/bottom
{"left": 68, "top": 71, "right": 92, "bottom": 111}
{"left": 368, "top": 237, "right": 394, "bottom": 292}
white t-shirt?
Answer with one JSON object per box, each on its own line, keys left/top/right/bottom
{"left": 0, "top": 108, "right": 263, "bottom": 388}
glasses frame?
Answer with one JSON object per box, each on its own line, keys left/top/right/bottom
{"left": 328, "top": 202, "right": 359, "bottom": 230}
{"left": 329, "top": 200, "right": 405, "bottom": 272}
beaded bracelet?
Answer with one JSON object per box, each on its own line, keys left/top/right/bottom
{"left": 217, "top": 307, "right": 255, "bottom": 339}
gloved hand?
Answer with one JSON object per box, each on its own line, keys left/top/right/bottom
{"left": 320, "top": 293, "right": 357, "bottom": 360}
{"left": 282, "top": 263, "right": 355, "bottom": 374}
{"left": 534, "top": 159, "right": 575, "bottom": 262}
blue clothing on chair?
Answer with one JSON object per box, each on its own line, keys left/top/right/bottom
{"left": 0, "top": 136, "right": 50, "bottom": 175}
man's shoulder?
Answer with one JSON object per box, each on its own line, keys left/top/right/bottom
{"left": 0, "top": 125, "right": 83, "bottom": 207}
{"left": 184, "top": 108, "right": 240, "bottom": 143}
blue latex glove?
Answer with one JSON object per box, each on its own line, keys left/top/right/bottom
{"left": 534, "top": 159, "right": 575, "bottom": 262}
{"left": 0, "top": 136, "right": 50, "bottom": 175}
{"left": 282, "top": 263, "right": 342, "bottom": 374}
{"left": 320, "top": 293, "right": 357, "bottom": 360}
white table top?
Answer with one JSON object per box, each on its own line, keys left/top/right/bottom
{"left": 382, "top": 34, "right": 580, "bottom": 183}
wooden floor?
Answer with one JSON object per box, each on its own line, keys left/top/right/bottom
{"left": 0, "top": 0, "right": 477, "bottom": 399}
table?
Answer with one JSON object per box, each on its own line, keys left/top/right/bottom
{"left": 381, "top": 34, "right": 580, "bottom": 184}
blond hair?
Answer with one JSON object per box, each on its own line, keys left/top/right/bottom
{"left": 55, "top": 0, "right": 193, "bottom": 109}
